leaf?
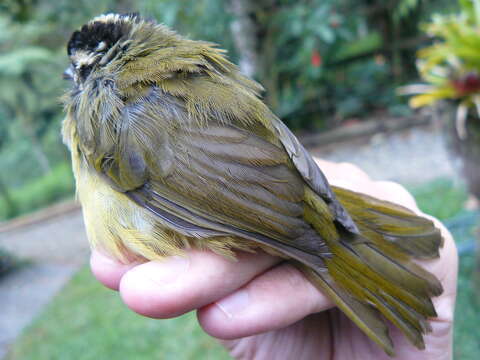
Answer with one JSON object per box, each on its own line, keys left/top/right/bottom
{"left": 0, "top": 47, "right": 52, "bottom": 76}
{"left": 472, "top": 0, "right": 480, "bottom": 26}
{"left": 333, "top": 32, "right": 382, "bottom": 63}
{"left": 394, "top": 0, "right": 421, "bottom": 23}
{"left": 317, "top": 26, "right": 335, "bottom": 44}
{"left": 409, "top": 86, "right": 457, "bottom": 108}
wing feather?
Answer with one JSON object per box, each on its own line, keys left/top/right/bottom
{"left": 90, "top": 88, "right": 332, "bottom": 258}
{"left": 271, "top": 118, "right": 359, "bottom": 233}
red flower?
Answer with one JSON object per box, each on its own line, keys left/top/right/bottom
{"left": 451, "top": 72, "right": 480, "bottom": 96}
{"left": 311, "top": 50, "right": 322, "bottom": 67}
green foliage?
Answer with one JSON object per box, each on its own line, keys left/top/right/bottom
{"left": 0, "top": 0, "right": 460, "bottom": 217}
{"left": 333, "top": 32, "right": 383, "bottom": 63}
{"left": 396, "top": 0, "right": 420, "bottom": 17}
{"left": 6, "top": 266, "right": 228, "bottom": 360}
{"left": 0, "top": 163, "right": 75, "bottom": 220}
{"left": 0, "top": 6, "right": 69, "bottom": 188}
{"left": 0, "top": 48, "right": 51, "bottom": 76}
{"left": 403, "top": 0, "right": 480, "bottom": 137}
{"left": 253, "top": 0, "right": 389, "bottom": 127}
{"left": 453, "top": 252, "right": 480, "bottom": 359}
{"left": 328, "top": 59, "right": 403, "bottom": 120}
{"left": 410, "top": 178, "right": 469, "bottom": 220}
{"left": 225, "top": 0, "right": 449, "bottom": 130}
{"left": 139, "top": 0, "right": 233, "bottom": 50}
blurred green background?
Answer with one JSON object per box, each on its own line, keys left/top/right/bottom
{"left": 0, "top": 1, "right": 478, "bottom": 359}
{"left": 0, "top": 0, "right": 456, "bottom": 220}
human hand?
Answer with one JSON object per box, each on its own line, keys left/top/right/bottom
{"left": 90, "top": 159, "right": 457, "bottom": 360}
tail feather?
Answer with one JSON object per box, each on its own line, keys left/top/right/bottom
{"left": 332, "top": 186, "right": 443, "bottom": 259}
{"left": 300, "top": 185, "right": 444, "bottom": 354}
{"left": 299, "top": 266, "right": 395, "bottom": 356}
{"left": 379, "top": 290, "right": 432, "bottom": 334}
{"left": 326, "top": 240, "right": 437, "bottom": 315}
{"left": 354, "top": 242, "right": 443, "bottom": 297}
{"left": 322, "top": 258, "right": 427, "bottom": 350}
{"left": 366, "top": 289, "right": 426, "bottom": 349}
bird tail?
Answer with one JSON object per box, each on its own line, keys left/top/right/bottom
{"left": 301, "top": 186, "right": 444, "bottom": 356}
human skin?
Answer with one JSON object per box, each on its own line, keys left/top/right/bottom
{"left": 90, "top": 159, "right": 457, "bottom": 360}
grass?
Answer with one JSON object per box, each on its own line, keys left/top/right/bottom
{"left": 0, "top": 162, "right": 75, "bottom": 221}
{"left": 5, "top": 266, "right": 228, "bottom": 360}
{"left": 410, "top": 178, "right": 469, "bottom": 221}
{"left": 4, "top": 177, "right": 479, "bottom": 359}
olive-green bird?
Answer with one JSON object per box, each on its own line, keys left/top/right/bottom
{"left": 63, "top": 13, "right": 443, "bottom": 356}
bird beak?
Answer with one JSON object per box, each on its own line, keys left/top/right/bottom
{"left": 63, "top": 65, "right": 74, "bottom": 80}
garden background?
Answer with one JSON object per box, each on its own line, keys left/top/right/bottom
{"left": 0, "top": 1, "right": 477, "bottom": 359}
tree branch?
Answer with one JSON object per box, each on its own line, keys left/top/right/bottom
{"left": 228, "top": 0, "right": 259, "bottom": 78}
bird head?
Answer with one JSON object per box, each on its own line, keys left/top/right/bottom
{"left": 64, "top": 13, "right": 238, "bottom": 91}
{"left": 65, "top": 13, "right": 139, "bottom": 84}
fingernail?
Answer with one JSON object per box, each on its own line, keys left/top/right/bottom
{"left": 216, "top": 289, "right": 250, "bottom": 318}
{"left": 142, "top": 256, "right": 190, "bottom": 285}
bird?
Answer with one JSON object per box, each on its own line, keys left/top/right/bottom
{"left": 62, "top": 13, "right": 444, "bottom": 356}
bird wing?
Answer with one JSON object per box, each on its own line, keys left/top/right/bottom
{"left": 269, "top": 118, "right": 358, "bottom": 233}
{"left": 91, "top": 89, "right": 330, "bottom": 260}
